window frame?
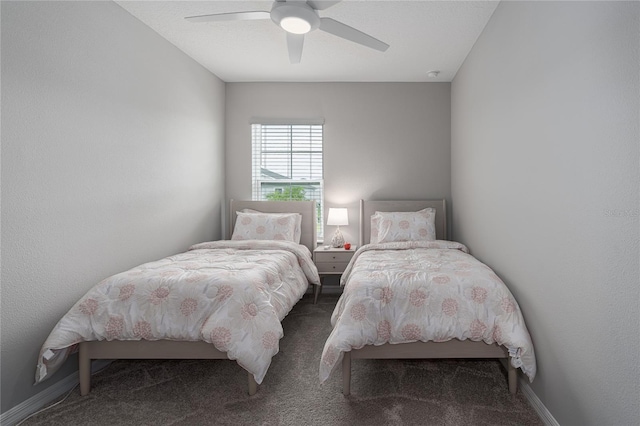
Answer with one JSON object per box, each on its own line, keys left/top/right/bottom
{"left": 251, "top": 122, "right": 324, "bottom": 240}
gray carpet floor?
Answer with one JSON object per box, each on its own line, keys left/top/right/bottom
{"left": 23, "top": 294, "right": 543, "bottom": 426}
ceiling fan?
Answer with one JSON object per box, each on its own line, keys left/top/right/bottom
{"left": 185, "top": 0, "right": 390, "bottom": 64}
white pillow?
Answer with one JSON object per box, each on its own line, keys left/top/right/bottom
{"left": 371, "top": 208, "right": 436, "bottom": 243}
{"left": 232, "top": 211, "right": 300, "bottom": 242}
{"left": 240, "top": 209, "right": 302, "bottom": 244}
{"left": 370, "top": 214, "right": 381, "bottom": 244}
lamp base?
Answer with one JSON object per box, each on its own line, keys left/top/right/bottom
{"left": 331, "top": 228, "right": 345, "bottom": 248}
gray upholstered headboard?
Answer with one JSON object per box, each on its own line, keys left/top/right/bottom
{"left": 359, "top": 199, "right": 447, "bottom": 246}
{"left": 229, "top": 200, "right": 317, "bottom": 253}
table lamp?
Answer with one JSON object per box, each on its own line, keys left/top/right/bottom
{"left": 327, "top": 207, "right": 348, "bottom": 248}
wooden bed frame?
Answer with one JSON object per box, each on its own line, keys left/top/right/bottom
{"left": 342, "top": 199, "right": 516, "bottom": 395}
{"left": 79, "top": 200, "right": 317, "bottom": 397}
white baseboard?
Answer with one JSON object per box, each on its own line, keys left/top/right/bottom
{"left": 519, "top": 377, "right": 560, "bottom": 426}
{"left": 497, "top": 359, "right": 558, "bottom": 426}
{"left": 1, "top": 360, "right": 112, "bottom": 426}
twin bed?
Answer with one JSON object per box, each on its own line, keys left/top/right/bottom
{"left": 319, "top": 200, "right": 536, "bottom": 394}
{"left": 36, "top": 199, "right": 535, "bottom": 398}
{"left": 36, "top": 200, "right": 320, "bottom": 396}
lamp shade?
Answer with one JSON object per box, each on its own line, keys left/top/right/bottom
{"left": 327, "top": 208, "right": 349, "bottom": 226}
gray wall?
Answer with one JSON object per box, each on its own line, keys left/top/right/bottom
{"left": 451, "top": 2, "right": 639, "bottom": 425}
{"left": 225, "top": 82, "right": 451, "bottom": 243}
{"left": 1, "top": 1, "right": 226, "bottom": 412}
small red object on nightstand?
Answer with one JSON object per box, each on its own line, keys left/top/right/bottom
{"left": 344, "top": 243, "right": 351, "bottom": 250}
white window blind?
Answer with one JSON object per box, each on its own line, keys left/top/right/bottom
{"left": 251, "top": 123, "right": 324, "bottom": 239}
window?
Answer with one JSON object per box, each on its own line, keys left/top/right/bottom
{"left": 252, "top": 122, "right": 324, "bottom": 239}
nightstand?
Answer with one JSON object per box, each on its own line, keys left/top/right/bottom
{"left": 313, "top": 245, "right": 357, "bottom": 303}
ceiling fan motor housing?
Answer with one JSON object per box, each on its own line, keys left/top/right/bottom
{"left": 271, "top": 2, "right": 320, "bottom": 34}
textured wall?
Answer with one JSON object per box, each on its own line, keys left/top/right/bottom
{"left": 1, "top": 1, "right": 226, "bottom": 412}
{"left": 225, "top": 82, "right": 451, "bottom": 243}
{"left": 451, "top": 2, "right": 639, "bottom": 424}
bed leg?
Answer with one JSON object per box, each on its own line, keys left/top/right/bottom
{"left": 342, "top": 352, "right": 351, "bottom": 396}
{"left": 314, "top": 284, "right": 321, "bottom": 304}
{"left": 248, "top": 373, "right": 258, "bottom": 396}
{"left": 508, "top": 360, "right": 517, "bottom": 394}
{"left": 79, "top": 343, "right": 91, "bottom": 396}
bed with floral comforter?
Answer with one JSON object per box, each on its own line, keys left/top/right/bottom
{"left": 319, "top": 240, "right": 536, "bottom": 384}
{"left": 36, "top": 240, "right": 320, "bottom": 386}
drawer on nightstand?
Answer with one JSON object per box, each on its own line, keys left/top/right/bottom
{"left": 315, "top": 262, "right": 349, "bottom": 274}
{"left": 314, "top": 251, "right": 354, "bottom": 263}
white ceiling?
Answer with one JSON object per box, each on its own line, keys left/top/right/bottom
{"left": 115, "top": 1, "right": 499, "bottom": 82}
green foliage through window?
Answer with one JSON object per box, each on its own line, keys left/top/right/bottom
{"left": 265, "top": 186, "right": 307, "bottom": 201}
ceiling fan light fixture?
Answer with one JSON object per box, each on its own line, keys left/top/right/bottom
{"left": 271, "top": 2, "right": 320, "bottom": 34}
{"left": 186, "top": 1, "right": 389, "bottom": 64}
{"left": 280, "top": 16, "right": 311, "bottom": 34}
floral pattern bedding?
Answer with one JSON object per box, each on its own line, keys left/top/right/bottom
{"left": 319, "top": 241, "right": 536, "bottom": 383}
{"left": 36, "top": 240, "right": 320, "bottom": 385}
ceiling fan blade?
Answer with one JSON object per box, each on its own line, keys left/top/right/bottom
{"left": 287, "top": 33, "right": 304, "bottom": 64}
{"left": 185, "top": 11, "right": 270, "bottom": 23}
{"left": 319, "top": 17, "right": 389, "bottom": 52}
{"left": 306, "top": 1, "right": 341, "bottom": 10}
